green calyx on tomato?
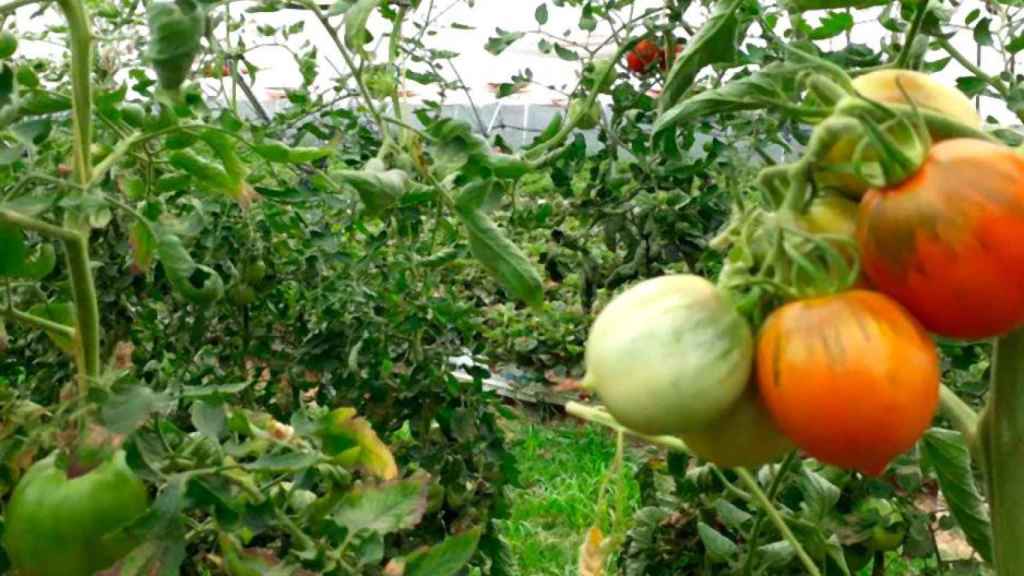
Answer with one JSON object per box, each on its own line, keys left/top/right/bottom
{"left": 585, "top": 274, "right": 753, "bottom": 435}
{"left": 365, "top": 64, "right": 399, "bottom": 100}
{"left": 814, "top": 69, "right": 981, "bottom": 199}
{"left": 3, "top": 450, "right": 150, "bottom": 576}
{"left": 569, "top": 99, "right": 601, "bottom": 130}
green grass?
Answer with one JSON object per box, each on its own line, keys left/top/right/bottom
{"left": 499, "top": 412, "right": 643, "bottom": 576}
{"left": 499, "top": 411, "right": 950, "bottom": 576}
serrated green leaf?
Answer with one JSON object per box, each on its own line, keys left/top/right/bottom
{"left": 659, "top": 0, "right": 749, "bottom": 111}
{"left": 333, "top": 476, "right": 429, "bottom": 536}
{"left": 404, "top": 527, "right": 482, "bottom": 576}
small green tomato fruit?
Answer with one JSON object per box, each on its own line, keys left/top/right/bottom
{"left": 584, "top": 274, "right": 753, "bottom": 435}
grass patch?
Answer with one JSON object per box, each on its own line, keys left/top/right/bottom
{"left": 500, "top": 411, "right": 643, "bottom": 576}
{"left": 499, "top": 410, "right": 947, "bottom": 575}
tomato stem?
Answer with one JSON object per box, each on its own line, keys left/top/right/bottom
{"left": 938, "top": 384, "right": 980, "bottom": 455}
{"left": 980, "top": 328, "right": 1024, "bottom": 574}
{"left": 735, "top": 468, "right": 822, "bottom": 576}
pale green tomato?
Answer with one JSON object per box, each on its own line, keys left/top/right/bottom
{"left": 585, "top": 274, "right": 753, "bottom": 435}
{"left": 569, "top": 99, "right": 601, "bottom": 130}
{"left": 681, "top": 384, "right": 794, "bottom": 468}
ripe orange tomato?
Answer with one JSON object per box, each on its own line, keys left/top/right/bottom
{"left": 756, "top": 290, "right": 939, "bottom": 476}
{"left": 859, "top": 138, "right": 1024, "bottom": 339}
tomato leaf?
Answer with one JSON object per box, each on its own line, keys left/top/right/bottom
{"left": 921, "top": 428, "right": 993, "bottom": 562}
{"left": 153, "top": 223, "right": 225, "bottom": 306}
{"left": 698, "top": 521, "right": 738, "bottom": 563}
{"left": 654, "top": 62, "right": 802, "bottom": 138}
{"left": 659, "top": 0, "right": 749, "bottom": 112}
{"left": 403, "top": 527, "right": 482, "bottom": 576}
{"left": 27, "top": 301, "right": 75, "bottom": 354}
{"left": 455, "top": 197, "right": 544, "bottom": 309}
{"left": 319, "top": 407, "right": 398, "bottom": 480}
{"left": 333, "top": 476, "right": 429, "bottom": 536}
{"left": 253, "top": 139, "right": 331, "bottom": 164}
{"left": 344, "top": 0, "right": 380, "bottom": 55}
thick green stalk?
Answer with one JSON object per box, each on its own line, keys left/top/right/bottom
{"left": 56, "top": 0, "right": 93, "bottom": 184}
{"left": 55, "top": 0, "right": 102, "bottom": 391}
{"left": 981, "top": 329, "right": 1024, "bottom": 574}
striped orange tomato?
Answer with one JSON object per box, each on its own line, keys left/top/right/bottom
{"left": 858, "top": 138, "right": 1024, "bottom": 339}
{"left": 756, "top": 290, "right": 939, "bottom": 476}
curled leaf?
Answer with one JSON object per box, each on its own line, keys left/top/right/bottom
{"left": 154, "top": 224, "right": 224, "bottom": 306}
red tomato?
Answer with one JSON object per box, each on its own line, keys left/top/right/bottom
{"left": 627, "top": 39, "right": 663, "bottom": 74}
{"left": 757, "top": 290, "right": 939, "bottom": 476}
{"left": 858, "top": 138, "right": 1024, "bottom": 339}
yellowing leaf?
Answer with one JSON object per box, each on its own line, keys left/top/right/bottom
{"left": 319, "top": 407, "right": 398, "bottom": 480}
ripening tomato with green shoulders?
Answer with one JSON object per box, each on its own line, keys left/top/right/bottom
{"left": 3, "top": 450, "right": 150, "bottom": 576}
{"left": 817, "top": 69, "right": 982, "bottom": 199}
{"left": 858, "top": 138, "right": 1024, "bottom": 339}
{"left": 584, "top": 274, "right": 753, "bottom": 435}
{"left": 756, "top": 290, "right": 939, "bottom": 476}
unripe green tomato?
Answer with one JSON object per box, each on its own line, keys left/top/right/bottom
{"left": 569, "top": 99, "right": 601, "bottom": 130}
{"left": 680, "top": 384, "right": 794, "bottom": 468}
{"left": 228, "top": 283, "right": 256, "bottom": 307}
{"left": 288, "top": 488, "right": 318, "bottom": 512}
{"left": 584, "top": 58, "right": 616, "bottom": 94}
{"left": 857, "top": 497, "right": 906, "bottom": 552}
{"left": 121, "top": 104, "right": 147, "bottom": 128}
{"left": 584, "top": 274, "right": 753, "bottom": 435}
{"left": 4, "top": 451, "right": 150, "bottom": 576}
{"left": 0, "top": 31, "right": 18, "bottom": 60}
{"left": 91, "top": 142, "right": 113, "bottom": 163}
{"left": 243, "top": 260, "right": 267, "bottom": 285}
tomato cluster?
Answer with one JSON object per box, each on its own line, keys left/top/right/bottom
{"left": 625, "top": 39, "right": 682, "bottom": 75}
{"left": 584, "top": 69, "right": 1020, "bottom": 478}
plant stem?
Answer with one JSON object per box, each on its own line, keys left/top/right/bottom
{"left": 2, "top": 307, "right": 77, "bottom": 339}
{"left": 980, "top": 328, "right": 1024, "bottom": 574}
{"left": 56, "top": 0, "right": 93, "bottom": 185}
{"left": 894, "top": 0, "right": 927, "bottom": 69}
{"left": 565, "top": 402, "right": 690, "bottom": 453}
{"left": 938, "top": 383, "right": 980, "bottom": 452}
{"left": 54, "top": 0, "right": 102, "bottom": 393}
{"left": 63, "top": 232, "right": 101, "bottom": 390}
{"left": 305, "top": 0, "right": 389, "bottom": 143}
{"left": 741, "top": 451, "right": 799, "bottom": 576}
{"left": 734, "top": 468, "right": 822, "bottom": 576}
